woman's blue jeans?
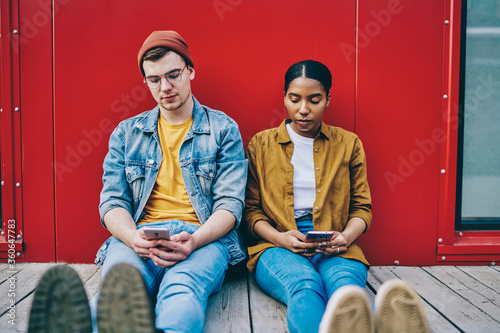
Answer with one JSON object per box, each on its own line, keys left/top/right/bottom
{"left": 255, "top": 247, "right": 367, "bottom": 333}
{"left": 90, "top": 220, "right": 229, "bottom": 333}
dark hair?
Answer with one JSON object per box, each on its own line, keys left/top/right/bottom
{"left": 284, "top": 60, "right": 332, "bottom": 95}
{"left": 140, "top": 46, "right": 189, "bottom": 77}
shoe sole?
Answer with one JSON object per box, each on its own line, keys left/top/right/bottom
{"left": 28, "top": 265, "right": 91, "bottom": 333}
{"left": 319, "top": 285, "right": 374, "bottom": 333}
{"left": 97, "top": 263, "right": 156, "bottom": 333}
{"left": 375, "top": 279, "right": 429, "bottom": 333}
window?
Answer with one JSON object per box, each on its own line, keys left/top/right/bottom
{"left": 457, "top": 0, "right": 500, "bottom": 230}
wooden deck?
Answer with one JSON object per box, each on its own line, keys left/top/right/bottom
{"left": 1, "top": 263, "right": 499, "bottom": 332}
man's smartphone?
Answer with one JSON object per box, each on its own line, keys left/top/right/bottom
{"left": 143, "top": 227, "right": 171, "bottom": 240}
{"left": 305, "top": 231, "right": 334, "bottom": 243}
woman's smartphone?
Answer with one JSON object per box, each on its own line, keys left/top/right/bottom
{"left": 142, "top": 227, "right": 171, "bottom": 240}
{"left": 305, "top": 231, "right": 334, "bottom": 243}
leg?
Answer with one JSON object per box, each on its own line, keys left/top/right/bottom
{"left": 154, "top": 240, "right": 229, "bottom": 333}
{"left": 317, "top": 256, "right": 368, "bottom": 298}
{"left": 255, "top": 248, "right": 328, "bottom": 333}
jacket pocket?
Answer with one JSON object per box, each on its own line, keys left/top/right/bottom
{"left": 194, "top": 161, "right": 216, "bottom": 196}
{"left": 125, "top": 165, "right": 146, "bottom": 206}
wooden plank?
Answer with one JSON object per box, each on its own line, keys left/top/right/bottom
{"left": 458, "top": 266, "right": 500, "bottom": 293}
{"left": 391, "top": 266, "right": 500, "bottom": 332}
{"left": 0, "top": 263, "right": 52, "bottom": 332}
{"left": 69, "top": 263, "right": 102, "bottom": 300}
{"left": 248, "top": 274, "right": 289, "bottom": 333}
{"left": 369, "top": 267, "right": 460, "bottom": 333}
{"left": 0, "top": 263, "right": 29, "bottom": 284}
{"left": 204, "top": 272, "right": 251, "bottom": 333}
{"left": 422, "top": 266, "right": 500, "bottom": 324}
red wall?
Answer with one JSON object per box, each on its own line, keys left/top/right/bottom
{"left": 12, "top": 0, "right": 450, "bottom": 264}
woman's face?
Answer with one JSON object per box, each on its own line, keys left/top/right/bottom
{"left": 284, "top": 77, "right": 330, "bottom": 138}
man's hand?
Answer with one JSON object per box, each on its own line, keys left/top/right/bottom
{"left": 122, "top": 228, "right": 159, "bottom": 260}
{"left": 149, "top": 231, "right": 197, "bottom": 268}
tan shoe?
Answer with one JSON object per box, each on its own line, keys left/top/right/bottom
{"left": 375, "top": 279, "right": 429, "bottom": 333}
{"left": 319, "top": 285, "right": 375, "bottom": 333}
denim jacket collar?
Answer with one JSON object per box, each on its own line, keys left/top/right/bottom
{"left": 134, "top": 96, "right": 210, "bottom": 134}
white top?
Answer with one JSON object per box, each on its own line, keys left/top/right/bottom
{"left": 286, "top": 123, "right": 316, "bottom": 218}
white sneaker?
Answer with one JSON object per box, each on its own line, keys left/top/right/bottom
{"left": 319, "top": 285, "right": 374, "bottom": 333}
{"left": 374, "top": 279, "right": 429, "bottom": 333}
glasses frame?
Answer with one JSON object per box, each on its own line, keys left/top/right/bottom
{"left": 143, "top": 66, "right": 187, "bottom": 89}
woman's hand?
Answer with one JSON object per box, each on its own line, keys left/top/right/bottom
{"left": 316, "top": 232, "right": 349, "bottom": 256}
{"left": 276, "top": 230, "right": 318, "bottom": 256}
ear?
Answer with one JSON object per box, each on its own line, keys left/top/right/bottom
{"left": 188, "top": 66, "right": 195, "bottom": 80}
{"left": 325, "top": 94, "right": 331, "bottom": 109}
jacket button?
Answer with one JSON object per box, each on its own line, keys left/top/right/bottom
{"left": 315, "top": 207, "right": 319, "bottom": 210}
{"left": 315, "top": 149, "right": 319, "bottom": 153}
{"left": 209, "top": 172, "right": 214, "bottom": 177}
{"left": 148, "top": 159, "right": 154, "bottom": 164}
{"left": 316, "top": 167, "right": 320, "bottom": 171}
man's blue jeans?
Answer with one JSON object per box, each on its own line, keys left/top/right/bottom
{"left": 255, "top": 247, "right": 367, "bottom": 333}
{"left": 91, "top": 220, "right": 229, "bottom": 333}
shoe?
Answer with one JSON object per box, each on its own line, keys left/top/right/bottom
{"left": 374, "top": 279, "right": 429, "bottom": 333}
{"left": 97, "top": 263, "right": 156, "bottom": 333}
{"left": 28, "top": 265, "right": 92, "bottom": 333}
{"left": 319, "top": 285, "right": 374, "bottom": 333}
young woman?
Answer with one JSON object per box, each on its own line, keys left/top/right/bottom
{"left": 243, "top": 60, "right": 372, "bottom": 332}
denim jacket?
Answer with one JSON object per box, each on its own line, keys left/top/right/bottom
{"left": 99, "top": 96, "right": 248, "bottom": 264}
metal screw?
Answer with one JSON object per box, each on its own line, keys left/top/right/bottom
{"left": 16, "top": 183, "right": 21, "bottom": 187}
{"left": 1, "top": 181, "right": 4, "bottom": 185}
{"left": 394, "top": 260, "right": 400, "bottom": 266}
{"left": 1, "top": 231, "right": 5, "bottom": 236}
{"left": 13, "top": 30, "right": 18, "bottom": 35}
{"left": 438, "top": 238, "right": 443, "bottom": 243}
{"left": 17, "top": 235, "right": 21, "bottom": 240}
{"left": 14, "top": 107, "right": 19, "bottom": 112}
{"left": 491, "top": 262, "right": 496, "bottom": 266}
{"left": 16, "top": 252, "right": 21, "bottom": 257}
{"left": 441, "top": 169, "right": 446, "bottom": 174}
{"left": 442, "top": 256, "right": 446, "bottom": 261}
{"left": 458, "top": 232, "right": 463, "bottom": 237}
{"left": 445, "top": 20, "right": 450, "bottom": 25}
{"left": 443, "top": 94, "right": 448, "bottom": 99}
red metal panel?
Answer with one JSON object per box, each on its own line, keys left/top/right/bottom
{"left": 0, "top": 0, "right": 24, "bottom": 260}
{"left": 52, "top": 0, "right": 357, "bottom": 262}
{"left": 17, "top": 0, "right": 56, "bottom": 262}
{"left": 355, "top": 0, "right": 445, "bottom": 265}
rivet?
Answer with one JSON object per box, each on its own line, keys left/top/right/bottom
{"left": 442, "top": 256, "right": 446, "bottom": 261}
{"left": 438, "top": 238, "right": 443, "bottom": 243}
{"left": 394, "top": 260, "right": 400, "bottom": 266}
{"left": 16, "top": 252, "right": 21, "bottom": 257}
{"left": 1, "top": 181, "right": 4, "bottom": 185}
{"left": 13, "top": 30, "right": 18, "bottom": 35}
{"left": 1, "top": 231, "right": 5, "bottom": 236}
{"left": 491, "top": 262, "right": 496, "bottom": 267}
{"left": 17, "top": 235, "right": 21, "bottom": 240}
{"left": 16, "top": 183, "right": 21, "bottom": 187}
{"left": 443, "top": 94, "right": 448, "bottom": 99}
{"left": 14, "top": 107, "right": 20, "bottom": 112}
{"left": 458, "top": 232, "right": 463, "bottom": 237}
{"left": 441, "top": 169, "right": 446, "bottom": 174}
{"left": 445, "top": 20, "right": 450, "bottom": 25}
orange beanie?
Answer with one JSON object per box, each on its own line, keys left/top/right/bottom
{"left": 137, "top": 30, "right": 193, "bottom": 77}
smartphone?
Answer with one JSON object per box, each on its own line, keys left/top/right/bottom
{"left": 305, "top": 231, "right": 335, "bottom": 243}
{"left": 143, "top": 227, "right": 170, "bottom": 240}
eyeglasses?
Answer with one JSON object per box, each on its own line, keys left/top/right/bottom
{"left": 144, "top": 66, "right": 186, "bottom": 89}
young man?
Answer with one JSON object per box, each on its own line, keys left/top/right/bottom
{"left": 28, "top": 30, "right": 247, "bottom": 333}
{"left": 97, "top": 30, "right": 247, "bottom": 332}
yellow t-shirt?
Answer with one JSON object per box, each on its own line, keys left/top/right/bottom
{"left": 138, "top": 115, "right": 201, "bottom": 226}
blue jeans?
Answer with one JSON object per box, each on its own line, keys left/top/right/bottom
{"left": 91, "top": 220, "right": 230, "bottom": 333}
{"left": 255, "top": 247, "right": 367, "bottom": 333}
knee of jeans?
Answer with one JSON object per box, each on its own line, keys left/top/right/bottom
{"left": 287, "top": 273, "right": 324, "bottom": 297}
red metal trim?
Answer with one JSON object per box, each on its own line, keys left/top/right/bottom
{"left": 0, "top": 0, "right": 23, "bottom": 259}
{"left": 436, "top": 254, "right": 500, "bottom": 263}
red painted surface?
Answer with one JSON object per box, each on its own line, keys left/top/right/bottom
{"left": 0, "top": 0, "right": 497, "bottom": 264}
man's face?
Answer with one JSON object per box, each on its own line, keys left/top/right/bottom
{"left": 143, "top": 51, "right": 195, "bottom": 113}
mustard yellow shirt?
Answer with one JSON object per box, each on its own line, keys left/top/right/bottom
{"left": 244, "top": 120, "right": 372, "bottom": 272}
{"left": 138, "top": 115, "right": 200, "bottom": 225}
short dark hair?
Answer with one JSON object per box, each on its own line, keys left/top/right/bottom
{"left": 140, "top": 46, "right": 188, "bottom": 77}
{"left": 284, "top": 60, "right": 332, "bottom": 95}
